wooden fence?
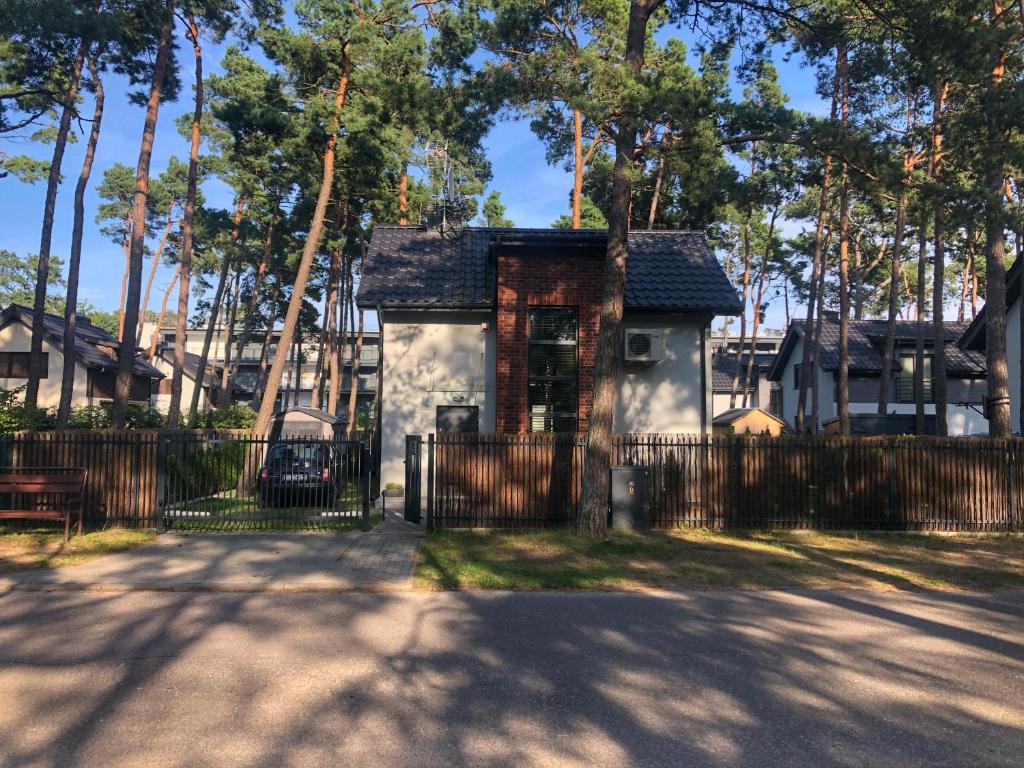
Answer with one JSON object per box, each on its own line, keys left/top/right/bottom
{"left": 0, "top": 430, "right": 245, "bottom": 527}
{"left": 432, "top": 433, "right": 1024, "bottom": 532}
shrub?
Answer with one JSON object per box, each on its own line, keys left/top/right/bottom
{"left": 68, "top": 405, "right": 111, "bottom": 429}
{"left": 167, "top": 440, "right": 247, "bottom": 499}
{"left": 190, "top": 405, "right": 258, "bottom": 430}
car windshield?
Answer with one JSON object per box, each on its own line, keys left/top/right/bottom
{"left": 268, "top": 443, "right": 330, "bottom": 463}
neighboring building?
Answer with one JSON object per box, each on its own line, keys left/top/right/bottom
{"left": 768, "top": 316, "right": 989, "bottom": 435}
{"left": 960, "top": 257, "right": 1021, "bottom": 432}
{"left": 0, "top": 304, "right": 163, "bottom": 408}
{"left": 712, "top": 407, "right": 787, "bottom": 437}
{"left": 708, "top": 332, "right": 784, "bottom": 417}
{"left": 357, "top": 225, "right": 742, "bottom": 487}
{"left": 143, "top": 321, "right": 380, "bottom": 420}
{"left": 269, "top": 406, "right": 345, "bottom": 439}
{"left": 150, "top": 349, "right": 250, "bottom": 413}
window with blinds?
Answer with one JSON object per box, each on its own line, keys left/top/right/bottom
{"left": 527, "top": 307, "right": 578, "bottom": 432}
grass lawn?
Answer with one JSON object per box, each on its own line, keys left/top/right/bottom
{"left": 416, "top": 528, "right": 1024, "bottom": 592}
{"left": 0, "top": 526, "right": 155, "bottom": 574}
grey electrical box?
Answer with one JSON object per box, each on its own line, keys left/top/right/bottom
{"left": 611, "top": 466, "right": 650, "bottom": 532}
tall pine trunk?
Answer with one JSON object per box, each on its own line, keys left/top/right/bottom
{"left": 931, "top": 81, "right": 949, "bottom": 436}
{"left": 577, "top": 0, "right": 659, "bottom": 538}
{"left": 26, "top": 41, "right": 87, "bottom": 409}
{"left": 137, "top": 200, "right": 175, "bottom": 347}
{"left": 742, "top": 208, "right": 778, "bottom": 406}
{"left": 914, "top": 210, "right": 928, "bottom": 434}
{"left": 253, "top": 59, "right": 351, "bottom": 436}
{"left": 57, "top": 53, "right": 103, "bottom": 428}
{"left": 346, "top": 307, "right": 365, "bottom": 435}
{"left": 147, "top": 266, "right": 179, "bottom": 359}
{"left": 877, "top": 191, "right": 907, "bottom": 415}
{"left": 227, "top": 215, "right": 275, "bottom": 397}
{"left": 398, "top": 164, "right": 408, "bottom": 225}
{"left": 188, "top": 198, "right": 243, "bottom": 419}
{"left": 572, "top": 108, "right": 584, "bottom": 228}
{"left": 729, "top": 211, "right": 754, "bottom": 408}
{"left": 984, "top": 1, "right": 1012, "bottom": 438}
{"left": 112, "top": 0, "right": 174, "bottom": 427}
{"left": 218, "top": 267, "right": 242, "bottom": 404}
{"left": 167, "top": 11, "right": 202, "bottom": 427}
{"left": 835, "top": 42, "right": 852, "bottom": 435}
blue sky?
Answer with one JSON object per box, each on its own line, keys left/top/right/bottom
{"left": 0, "top": 16, "right": 828, "bottom": 332}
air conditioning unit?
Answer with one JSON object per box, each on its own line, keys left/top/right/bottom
{"left": 624, "top": 329, "right": 665, "bottom": 363}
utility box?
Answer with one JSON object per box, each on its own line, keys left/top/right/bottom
{"left": 611, "top": 466, "right": 650, "bottom": 532}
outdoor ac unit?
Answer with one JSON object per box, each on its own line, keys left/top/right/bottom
{"left": 624, "top": 329, "right": 665, "bottom": 362}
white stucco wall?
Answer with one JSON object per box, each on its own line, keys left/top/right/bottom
{"left": 1009, "top": 298, "right": 1021, "bottom": 433}
{"left": 614, "top": 314, "right": 709, "bottom": 434}
{"left": 378, "top": 310, "right": 496, "bottom": 489}
{"left": 0, "top": 321, "right": 90, "bottom": 408}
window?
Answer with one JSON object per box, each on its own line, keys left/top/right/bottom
{"left": 0, "top": 352, "right": 42, "bottom": 378}
{"left": 437, "top": 405, "right": 479, "bottom": 433}
{"left": 769, "top": 388, "right": 783, "bottom": 417}
{"left": 897, "top": 354, "right": 933, "bottom": 403}
{"left": 793, "top": 364, "right": 801, "bottom": 390}
{"left": 527, "top": 307, "right": 578, "bottom": 432}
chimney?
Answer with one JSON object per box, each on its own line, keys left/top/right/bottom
{"left": 822, "top": 310, "right": 840, "bottom": 323}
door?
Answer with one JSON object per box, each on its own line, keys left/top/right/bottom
{"left": 404, "top": 435, "right": 422, "bottom": 523}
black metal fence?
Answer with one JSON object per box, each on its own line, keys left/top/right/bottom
{"left": 159, "top": 434, "right": 373, "bottom": 531}
{"left": 0, "top": 430, "right": 374, "bottom": 531}
{"left": 431, "top": 432, "right": 1024, "bottom": 532}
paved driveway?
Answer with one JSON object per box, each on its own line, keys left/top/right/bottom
{"left": 1, "top": 589, "right": 1022, "bottom": 767}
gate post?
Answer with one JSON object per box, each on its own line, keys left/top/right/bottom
{"left": 155, "top": 434, "right": 168, "bottom": 534}
{"left": 361, "top": 442, "right": 372, "bottom": 532}
{"left": 426, "top": 433, "right": 435, "bottom": 531}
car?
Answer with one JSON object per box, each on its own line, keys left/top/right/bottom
{"left": 258, "top": 440, "right": 344, "bottom": 507}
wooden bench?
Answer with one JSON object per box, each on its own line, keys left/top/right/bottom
{"left": 0, "top": 468, "right": 87, "bottom": 542}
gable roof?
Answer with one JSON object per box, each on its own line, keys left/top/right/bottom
{"left": 768, "top": 317, "right": 986, "bottom": 381}
{"left": 712, "top": 407, "right": 786, "bottom": 427}
{"left": 959, "top": 257, "right": 1021, "bottom": 350}
{"left": 357, "top": 226, "right": 742, "bottom": 314}
{"left": 1, "top": 304, "right": 163, "bottom": 379}
{"left": 711, "top": 353, "right": 758, "bottom": 391}
{"left": 156, "top": 348, "right": 250, "bottom": 393}
{"left": 278, "top": 406, "right": 343, "bottom": 424}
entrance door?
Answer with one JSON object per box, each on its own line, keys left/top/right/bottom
{"left": 404, "top": 435, "right": 422, "bottom": 524}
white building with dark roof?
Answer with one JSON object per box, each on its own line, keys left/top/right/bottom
{"left": 357, "top": 225, "right": 742, "bottom": 487}
{"left": 768, "top": 315, "right": 988, "bottom": 435}
{"left": 0, "top": 304, "right": 164, "bottom": 409}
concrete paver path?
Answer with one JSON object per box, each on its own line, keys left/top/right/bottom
{"left": 1, "top": 588, "right": 1023, "bottom": 767}
{"left": 0, "top": 510, "right": 424, "bottom": 593}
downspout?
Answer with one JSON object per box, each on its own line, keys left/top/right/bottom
{"left": 700, "top": 319, "right": 709, "bottom": 435}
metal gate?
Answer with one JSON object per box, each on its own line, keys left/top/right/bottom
{"left": 157, "top": 433, "right": 372, "bottom": 531}
{"left": 404, "top": 434, "right": 422, "bottom": 524}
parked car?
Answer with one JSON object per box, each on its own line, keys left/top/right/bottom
{"left": 258, "top": 440, "right": 344, "bottom": 507}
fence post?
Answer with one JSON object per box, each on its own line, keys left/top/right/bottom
{"left": 885, "top": 441, "right": 898, "bottom": 530}
{"left": 361, "top": 442, "right": 371, "bottom": 532}
{"left": 426, "top": 433, "right": 435, "bottom": 531}
{"left": 1008, "top": 443, "right": 1019, "bottom": 533}
{"left": 155, "top": 434, "right": 168, "bottom": 534}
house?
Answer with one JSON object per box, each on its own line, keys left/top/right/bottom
{"left": 768, "top": 315, "right": 988, "bottom": 435}
{"left": 143, "top": 321, "right": 380, "bottom": 419}
{"left": 708, "top": 332, "right": 784, "bottom": 418}
{"left": 712, "top": 407, "right": 787, "bottom": 436}
{"left": 959, "top": 257, "right": 1021, "bottom": 432}
{"left": 0, "top": 304, "right": 163, "bottom": 408}
{"left": 150, "top": 348, "right": 251, "bottom": 413}
{"left": 356, "top": 225, "right": 742, "bottom": 487}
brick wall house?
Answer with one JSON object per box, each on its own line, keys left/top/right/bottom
{"left": 357, "top": 226, "right": 741, "bottom": 489}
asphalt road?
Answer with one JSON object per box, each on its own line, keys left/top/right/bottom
{"left": 1, "top": 589, "right": 1023, "bottom": 767}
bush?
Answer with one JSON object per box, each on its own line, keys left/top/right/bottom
{"left": 0, "top": 387, "right": 55, "bottom": 432}
{"left": 167, "top": 440, "right": 247, "bottom": 499}
{"left": 124, "top": 404, "right": 166, "bottom": 429}
{"left": 190, "top": 405, "right": 258, "bottom": 430}
{"left": 68, "top": 405, "right": 111, "bottom": 429}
